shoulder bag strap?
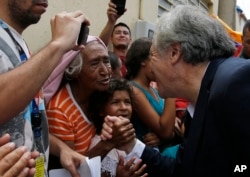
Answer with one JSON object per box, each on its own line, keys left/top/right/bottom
{"left": 0, "top": 36, "right": 20, "bottom": 67}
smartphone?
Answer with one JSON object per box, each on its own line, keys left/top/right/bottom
{"left": 112, "top": 0, "right": 126, "bottom": 15}
{"left": 77, "top": 23, "right": 89, "bottom": 45}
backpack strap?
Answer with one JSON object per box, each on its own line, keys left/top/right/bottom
{"left": 0, "top": 36, "right": 20, "bottom": 67}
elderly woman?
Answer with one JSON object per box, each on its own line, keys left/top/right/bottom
{"left": 46, "top": 36, "right": 135, "bottom": 173}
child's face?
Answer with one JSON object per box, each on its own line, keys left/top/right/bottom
{"left": 103, "top": 90, "right": 132, "bottom": 119}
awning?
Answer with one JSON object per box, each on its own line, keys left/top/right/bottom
{"left": 211, "top": 14, "right": 242, "bottom": 44}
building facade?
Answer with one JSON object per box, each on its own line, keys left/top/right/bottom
{"left": 24, "top": 0, "right": 241, "bottom": 53}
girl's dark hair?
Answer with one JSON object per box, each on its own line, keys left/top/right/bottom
{"left": 88, "top": 78, "right": 134, "bottom": 134}
{"left": 125, "top": 37, "right": 152, "bottom": 80}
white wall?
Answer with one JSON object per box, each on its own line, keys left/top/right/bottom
{"left": 23, "top": 0, "right": 158, "bottom": 53}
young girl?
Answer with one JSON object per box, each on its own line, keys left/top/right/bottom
{"left": 88, "top": 78, "right": 148, "bottom": 177}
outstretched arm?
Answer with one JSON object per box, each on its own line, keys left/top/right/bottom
{"left": 0, "top": 11, "right": 89, "bottom": 125}
{"left": 99, "top": 1, "right": 126, "bottom": 46}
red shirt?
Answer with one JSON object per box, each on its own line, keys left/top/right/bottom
{"left": 119, "top": 55, "right": 127, "bottom": 77}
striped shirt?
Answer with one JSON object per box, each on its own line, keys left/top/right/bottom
{"left": 46, "top": 84, "right": 96, "bottom": 154}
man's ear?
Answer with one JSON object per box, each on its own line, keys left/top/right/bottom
{"left": 170, "top": 43, "right": 182, "bottom": 64}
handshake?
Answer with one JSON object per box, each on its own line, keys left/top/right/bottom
{"left": 100, "top": 115, "right": 137, "bottom": 153}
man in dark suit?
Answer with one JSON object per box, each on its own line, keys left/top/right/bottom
{"left": 101, "top": 4, "right": 250, "bottom": 177}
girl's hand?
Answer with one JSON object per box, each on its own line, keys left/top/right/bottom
{"left": 116, "top": 156, "right": 148, "bottom": 177}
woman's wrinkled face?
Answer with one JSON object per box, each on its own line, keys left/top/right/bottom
{"left": 79, "top": 41, "right": 111, "bottom": 92}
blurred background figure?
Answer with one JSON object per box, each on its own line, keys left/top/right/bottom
{"left": 125, "top": 37, "right": 176, "bottom": 154}
{"left": 109, "top": 51, "right": 122, "bottom": 78}
{"left": 238, "top": 19, "right": 250, "bottom": 59}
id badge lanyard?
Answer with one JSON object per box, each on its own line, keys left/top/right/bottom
{"left": 0, "top": 19, "right": 48, "bottom": 177}
{"left": 32, "top": 99, "right": 48, "bottom": 177}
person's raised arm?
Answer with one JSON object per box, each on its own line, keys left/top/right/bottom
{"left": 99, "top": 1, "right": 126, "bottom": 46}
{"left": 159, "top": 98, "right": 176, "bottom": 138}
{"left": 0, "top": 11, "right": 89, "bottom": 125}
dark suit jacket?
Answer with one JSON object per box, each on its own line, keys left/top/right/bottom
{"left": 141, "top": 58, "right": 250, "bottom": 177}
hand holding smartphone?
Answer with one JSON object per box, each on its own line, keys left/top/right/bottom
{"left": 77, "top": 23, "right": 89, "bottom": 45}
{"left": 112, "top": 0, "right": 126, "bottom": 15}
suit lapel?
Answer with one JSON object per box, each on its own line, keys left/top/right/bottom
{"left": 183, "top": 59, "right": 226, "bottom": 175}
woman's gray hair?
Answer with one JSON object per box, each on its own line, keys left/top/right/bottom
{"left": 153, "top": 5, "right": 235, "bottom": 65}
{"left": 64, "top": 53, "right": 83, "bottom": 80}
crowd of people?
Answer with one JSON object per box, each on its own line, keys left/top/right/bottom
{"left": 0, "top": 0, "right": 250, "bottom": 177}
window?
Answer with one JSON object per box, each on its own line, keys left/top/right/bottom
{"left": 158, "top": 0, "right": 209, "bottom": 17}
{"left": 158, "top": 0, "right": 173, "bottom": 17}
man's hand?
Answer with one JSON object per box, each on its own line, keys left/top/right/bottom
{"left": 107, "top": 1, "right": 127, "bottom": 24}
{"left": 50, "top": 11, "right": 90, "bottom": 52}
{"left": 101, "top": 116, "right": 135, "bottom": 147}
{"left": 100, "top": 116, "right": 137, "bottom": 154}
{"left": 143, "top": 132, "right": 160, "bottom": 147}
{"left": 0, "top": 134, "right": 39, "bottom": 177}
